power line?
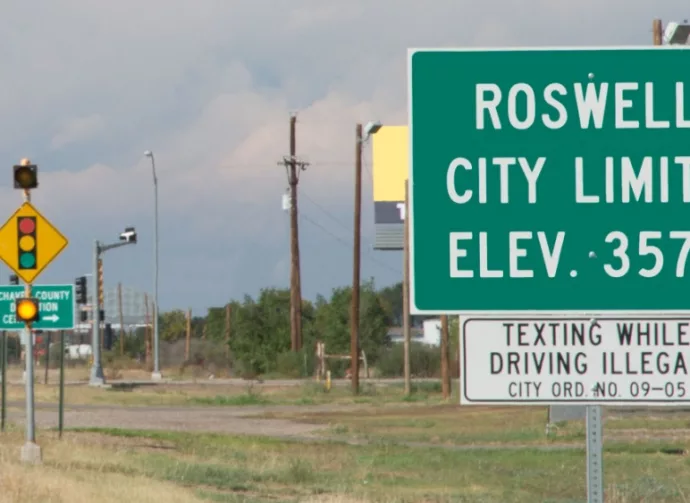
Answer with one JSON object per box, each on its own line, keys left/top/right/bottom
{"left": 300, "top": 212, "right": 400, "bottom": 275}
{"left": 300, "top": 191, "right": 351, "bottom": 233}
{"left": 300, "top": 188, "right": 390, "bottom": 267}
{"left": 300, "top": 212, "right": 350, "bottom": 246}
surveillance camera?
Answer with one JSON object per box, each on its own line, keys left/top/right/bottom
{"left": 664, "top": 21, "right": 690, "bottom": 45}
{"left": 119, "top": 227, "right": 137, "bottom": 243}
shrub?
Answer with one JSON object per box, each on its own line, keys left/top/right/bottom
{"left": 275, "top": 351, "right": 303, "bottom": 378}
{"left": 376, "top": 342, "right": 441, "bottom": 378}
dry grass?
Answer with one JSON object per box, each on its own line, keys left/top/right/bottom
{"left": 0, "top": 431, "right": 204, "bottom": 503}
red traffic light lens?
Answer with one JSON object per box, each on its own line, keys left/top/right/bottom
{"left": 18, "top": 217, "right": 35, "bottom": 234}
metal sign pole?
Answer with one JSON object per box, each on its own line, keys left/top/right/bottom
{"left": 1, "top": 329, "right": 5, "bottom": 432}
{"left": 19, "top": 179, "right": 41, "bottom": 463}
{"left": 586, "top": 404, "right": 604, "bottom": 503}
{"left": 58, "top": 329, "right": 65, "bottom": 438}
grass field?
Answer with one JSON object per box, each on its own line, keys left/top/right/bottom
{"left": 2, "top": 424, "right": 690, "bottom": 502}
{"left": 3, "top": 379, "right": 446, "bottom": 408}
{"left": 5, "top": 376, "right": 690, "bottom": 501}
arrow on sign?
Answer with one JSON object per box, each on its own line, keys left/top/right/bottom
{"left": 42, "top": 314, "right": 59, "bottom": 322}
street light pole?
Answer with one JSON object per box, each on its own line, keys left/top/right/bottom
{"left": 145, "top": 151, "right": 162, "bottom": 380}
{"left": 88, "top": 231, "right": 138, "bottom": 386}
{"left": 350, "top": 121, "right": 382, "bottom": 395}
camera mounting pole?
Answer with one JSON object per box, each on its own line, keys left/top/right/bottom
{"left": 88, "top": 228, "right": 137, "bottom": 386}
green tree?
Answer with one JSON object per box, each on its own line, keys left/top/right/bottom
{"left": 378, "top": 282, "right": 403, "bottom": 326}
{"left": 225, "top": 288, "right": 317, "bottom": 374}
{"left": 314, "top": 279, "right": 391, "bottom": 363}
{"left": 204, "top": 306, "right": 226, "bottom": 341}
{"left": 158, "top": 309, "right": 187, "bottom": 341}
{"left": 377, "top": 281, "right": 437, "bottom": 328}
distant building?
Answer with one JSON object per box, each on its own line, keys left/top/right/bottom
{"left": 387, "top": 318, "right": 441, "bottom": 346}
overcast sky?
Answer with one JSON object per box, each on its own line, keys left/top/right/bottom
{"left": 0, "top": 1, "right": 683, "bottom": 314}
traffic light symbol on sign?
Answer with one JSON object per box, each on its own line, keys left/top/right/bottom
{"left": 17, "top": 216, "right": 37, "bottom": 270}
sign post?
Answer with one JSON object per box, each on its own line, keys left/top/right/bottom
{"left": 408, "top": 46, "right": 690, "bottom": 502}
{"left": 0, "top": 158, "right": 69, "bottom": 464}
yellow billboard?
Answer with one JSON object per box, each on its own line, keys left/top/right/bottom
{"left": 372, "top": 125, "right": 408, "bottom": 203}
{"left": 371, "top": 125, "right": 407, "bottom": 250}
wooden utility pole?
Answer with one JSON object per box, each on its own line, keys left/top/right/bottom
{"left": 351, "top": 123, "right": 363, "bottom": 394}
{"left": 402, "top": 181, "right": 411, "bottom": 396}
{"left": 117, "top": 282, "right": 125, "bottom": 356}
{"left": 440, "top": 315, "right": 451, "bottom": 399}
{"left": 224, "top": 304, "right": 231, "bottom": 358}
{"left": 653, "top": 19, "right": 663, "bottom": 45}
{"left": 184, "top": 308, "right": 191, "bottom": 361}
{"left": 279, "top": 114, "right": 309, "bottom": 352}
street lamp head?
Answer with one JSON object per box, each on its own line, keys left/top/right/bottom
{"left": 363, "top": 121, "right": 382, "bottom": 139}
{"left": 664, "top": 21, "right": 690, "bottom": 45}
{"left": 144, "top": 150, "right": 153, "bottom": 158}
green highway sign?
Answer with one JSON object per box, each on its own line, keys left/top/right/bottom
{"left": 408, "top": 46, "right": 690, "bottom": 314}
{"left": 0, "top": 284, "right": 74, "bottom": 330}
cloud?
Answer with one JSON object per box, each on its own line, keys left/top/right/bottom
{"left": 50, "top": 114, "right": 106, "bottom": 149}
{"left": 0, "top": 0, "right": 683, "bottom": 312}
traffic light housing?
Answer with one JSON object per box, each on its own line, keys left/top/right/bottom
{"left": 16, "top": 216, "right": 37, "bottom": 270}
{"left": 13, "top": 164, "right": 38, "bottom": 190}
{"left": 104, "top": 323, "right": 113, "bottom": 351}
{"left": 75, "top": 276, "right": 87, "bottom": 304}
{"left": 80, "top": 310, "right": 88, "bottom": 323}
{"left": 9, "top": 275, "right": 18, "bottom": 285}
{"left": 15, "top": 297, "right": 39, "bottom": 323}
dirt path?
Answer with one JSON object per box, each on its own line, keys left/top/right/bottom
{"left": 4, "top": 402, "right": 379, "bottom": 439}
{"left": 6, "top": 404, "right": 329, "bottom": 438}
{"left": 5, "top": 404, "right": 588, "bottom": 452}
{"left": 6, "top": 402, "right": 687, "bottom": 452}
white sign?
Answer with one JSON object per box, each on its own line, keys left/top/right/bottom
{"left": 461, "top": 317, "right": 690, "bottom": 405}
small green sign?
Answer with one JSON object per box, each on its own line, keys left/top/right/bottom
{"left": 0, "top": 284, "right": 75, "bottom": 330}
{"left": 409, "top": 47, "right": 690, "bottom": 314}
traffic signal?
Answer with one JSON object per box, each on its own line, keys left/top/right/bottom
{"left": 15, "top": 297, "right": 39, "bottom": 323}
{"left": 13, "top": 163, "right": 38, "bottom": 190}
{"left": 104, "top": 323, "right": 113, "bottom": 351}
{"left": 80, "top": 310, "right": 88, "bottom": 323}
{"left": 75, "top": 276, "right": 87, "bottom": 304}
{"left": 9, "top": 275, "right": 18, "bottom": 285}
{"left": 16, "top": 216, "right": 37, "bottom": 270}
